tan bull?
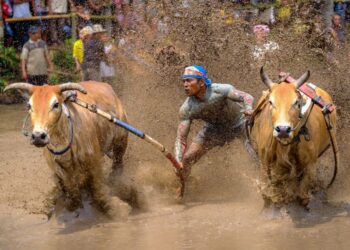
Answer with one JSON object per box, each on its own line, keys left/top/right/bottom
{"left": 250, "top": 68, "right": 337, "bottom": 207}
{"left": 4, "top": 82, "right": 129, "bottom": 218}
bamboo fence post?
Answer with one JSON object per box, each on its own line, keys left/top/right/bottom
{"left": 71, "top": 13, "right": 77, "bottom": 41}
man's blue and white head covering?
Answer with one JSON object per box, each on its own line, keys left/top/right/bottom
{"left": 182, "top": 65, "right": 212, "bottom": 88}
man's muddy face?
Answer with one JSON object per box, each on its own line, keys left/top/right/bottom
{"left": 183, "top": 78, "right": 202, "bottom": 96}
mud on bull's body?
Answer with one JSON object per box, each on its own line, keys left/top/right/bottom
{"left": 5, "top": 82, "right": 129, "bottom": 218}
{"left": 249, "top": 68, "right": 337, "bottom": 207}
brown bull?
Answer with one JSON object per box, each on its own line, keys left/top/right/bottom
{"left": 4, "top": 82, "right": 129, "bottom": 217}
{"left": 250, "top": 68, "right": 337, "bottom": 207}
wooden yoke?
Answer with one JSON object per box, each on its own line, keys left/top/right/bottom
{"left": 279, "top": 72, "right": 336, "bottom": 114}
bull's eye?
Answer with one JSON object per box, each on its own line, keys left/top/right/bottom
{"left": 26, "top": 102, "right": 31, "bottom": 111}
{"left": 268, "top": 100, "right": 275, "bottom": 108}
{"left": 293, "top": 100, "right": 301, "bottom": 109}
{"left": 52, "top": 102, "right": 60, "bottom": 110}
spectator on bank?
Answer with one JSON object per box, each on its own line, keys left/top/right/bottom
{"left": 100, "top": 31, "right": 117, "bottom": 84}
{"left": 145, "top": 0, "right": 158, "bottom": 33}
{"left": 114, "top": 0, "right": 132, "bottom": 31}
{"left": 334, "top": 0, "right": 347, "bottom": 22}
{"left": 330, "top": 13, "right": 347, "bottom": 45}
{"left": 34, "top": 0, "right": 49, "bottom": 42}
{"left": 48, "top": 0, "right": 70, "bottom": 45}
{"left": 88, "top": 0, "right": 113, "bottom": 34}
{"left": 21, "top": 25, "right": 53, "bottom": 85}
{"left": 73, "top": 26, "right": 93, "bottom": 79}
{"left": 252, "top": 24, "right": 279, "bottom": 61}
{"left": 12, "top": 0, "right": 35, "bottom": 48}
{"left": 87, "top": 0, "right": 106, "bottom": 14}
{"left": 81, "top": 24, "right": 107, "bottom": 81}
{"left": 75, "top": 2, "right": 92, "bottom": 27}
{"left": 2, "top": 0, "right": 14, "bottom": 46}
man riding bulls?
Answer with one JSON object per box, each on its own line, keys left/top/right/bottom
{"left": 174, "top": 65, "right": 254, "bottom": 181}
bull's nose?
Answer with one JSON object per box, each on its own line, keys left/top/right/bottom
{"left": 31, "top": 131, "right": 49, "bottom": 146}
{"left": 275, "top": 125, "right": 292, "bottom": 138}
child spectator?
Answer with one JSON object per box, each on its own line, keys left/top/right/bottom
{"left": 48, "top": 0, "right": 69, "bottom": 45}
{"left": 330, "top": 13, "right": 347, "bottom": 45}
{"left": 73, "top": 26, "right": 93, "bottom": 79}
{"left": 82, "top": 24, "right": 107, "bottom": 81}
{"left": 252, "top": 24, "right": 279, "bottom": 61}
{"left": 21, "top": 25, "right": 53, "bottom": 85}
{"left": 12, "top": 0, "right": 35, "bottom": 48}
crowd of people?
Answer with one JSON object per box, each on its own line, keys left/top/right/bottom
{"left": 1, "top": 0, "right": 170, "bottom": 48}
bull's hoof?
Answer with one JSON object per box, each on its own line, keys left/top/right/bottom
{"left": 107, "top": 197, "right": 132, "bottom": 219}
{"left": 306, "top": 190, "right": 327, "bottom": 212}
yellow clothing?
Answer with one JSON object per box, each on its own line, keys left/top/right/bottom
{"left": 73, "top": 39, "right": 84, "bottom": 64}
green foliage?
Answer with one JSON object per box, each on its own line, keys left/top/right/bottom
{"left": 49, "top": 73, "right": 60, "bottom": 85}
{"left": 0, "top": 43, "right": 20, "bottom": 91}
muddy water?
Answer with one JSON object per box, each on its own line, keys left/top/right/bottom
{"left": 1, "top": 103, "right": 350, "bottom": 250}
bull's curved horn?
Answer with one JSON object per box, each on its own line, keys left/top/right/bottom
{"left": 294, "top": 71, "right": 310, "bottom": 89}
{"left": 4, "top": 83, "right": 33, "bottom": 93}
{"left": 59, "top": 82, "right": 87, "bottom": 94}
{"left": 260, "top": 66, "right": 273, "bottom": 90}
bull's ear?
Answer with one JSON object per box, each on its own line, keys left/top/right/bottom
{"left": 18, "top": 90, "right": 31, "bottom": 101}
{"left": 62, "top": 90, "right": 77, "bottom": 102}
{"left": 4, "top": 83, "right": 33, "bottom": 100}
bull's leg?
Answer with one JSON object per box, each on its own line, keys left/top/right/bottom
{"left": 299, "top": 164, "right": 317, "bottom": 206}
{"left": 111, "top": 134, "right": 128, "bottom": 177}
{"left": 259, "top": 164, "right": 273, "bottom": 204}
{"left": 43, "top": 175, "right": 64, "bottom": 218}
{"left": 90, "top": 166, "right": 131, "bottom": 218}
{"left": 64, "top": 183, "right": 83, "bottom": 212}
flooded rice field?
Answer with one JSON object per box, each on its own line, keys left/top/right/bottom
{"left": 1, "top": 97, "right": 350, "bottom": 250}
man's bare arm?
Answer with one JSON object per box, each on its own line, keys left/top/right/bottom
{"left": 228, "top": 88, "right": 254, "bottom": 113}
{"left": 21, "top": 59, "right": 28, "bottom": 80}
{"left": 174, "top": 119, "right": 191, "bottom": 162}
